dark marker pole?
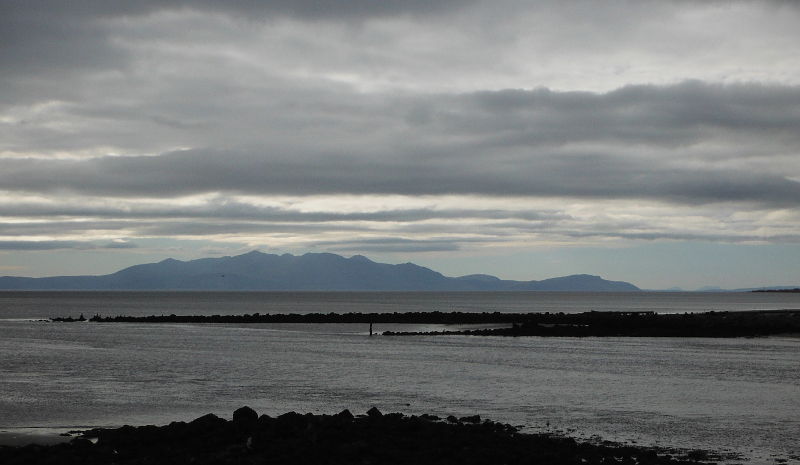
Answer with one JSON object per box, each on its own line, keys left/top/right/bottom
{"left": 370, "top": 322, "right": 373, "bottom": 336}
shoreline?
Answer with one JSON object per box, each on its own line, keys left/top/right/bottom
{"left": 0, "top": 408, "right": 738, "bottom": 465}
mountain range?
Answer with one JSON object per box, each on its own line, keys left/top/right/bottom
{"left": 0, "top": 251, "right": 641, "bottom": 291}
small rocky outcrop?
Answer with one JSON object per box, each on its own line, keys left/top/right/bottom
{"left": 232, "top": 406, "right": 258, "bottom": 424}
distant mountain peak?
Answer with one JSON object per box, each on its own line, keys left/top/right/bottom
{"left": 456, "top": 274, "right": 502, "bottom": 282}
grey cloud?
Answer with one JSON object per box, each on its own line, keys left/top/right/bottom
{"left": 135, "top": 222, "right": 344, "bottom": 236}
{"left": 102, "top": 241, "right": 138, "bottom": 249}
{"left": 463, "top": 81, "right": 800, "bottom": 147}
{"left": 2, "top": 147, "right": 799, "bottom": 206}
{"left": 4, "top": 0, "right": 800, "bottom": 276}
{"left": 4, "top": 0, "right": 794, "bottom": 27}
{"left": 3, "top": 78, "right": 800, "bottom": 207}
{"left": 0, "top": 0, "right": 478, "bottom": 87}
{"left": 0, "top": 1, "right": 476, "bottom": 21}
{"left": 0, "top": 240, "right": 99, "bottom": 250}
{"left": 562, "top": 230, "right": 800, "bottom": 243}
{"left": 0, "top": 210, "right": 793, "bottom": 248}
{"left": 4, "top": 74, "right": 800, "bottom": 207}
{"left": 4, "top": 0, "right": 799, "bottom": 91}
{"left": 0, "top": 200, "right": 567, "bottom": 223}
{"left": 318, "top": 238, "right": 461, "bottom": 253}
{"left": 0, "top": 240, "right": 137, "bottom": 250}
{"left": 0, "top": 6, "right": 124, "bottom": 82}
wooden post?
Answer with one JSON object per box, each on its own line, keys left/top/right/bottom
{"left": 369, "top": 322, "right": 373, "bottom": 336}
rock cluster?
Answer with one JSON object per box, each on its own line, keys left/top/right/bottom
{"left": 0, "top": 408, "right": 718, "bottom": 464}
{"left": 53, "top": 309, "right": 800, "bottom": 338}
{"left": 383, "top": 309, "right": 800, "bottom": 337}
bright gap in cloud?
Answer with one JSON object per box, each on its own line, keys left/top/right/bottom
{"left": 1, "top": 194, "right": 799, "bottom": 252}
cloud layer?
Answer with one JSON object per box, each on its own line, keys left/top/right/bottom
{"left": 2, "top": 0, "right": 800, "bottom": 273}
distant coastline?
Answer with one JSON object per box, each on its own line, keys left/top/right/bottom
{"left": 3, "top": 251, "right": 799, "bottom": 292}
{"left": 751, "top": 288, "right": 800, "bottom": 293}
{"left": 0, "top": 251, "right": 641, "bottom": 291}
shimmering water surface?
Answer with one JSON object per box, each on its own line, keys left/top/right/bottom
{"left": 1, "top": 292, "right": 799, "bottom": 464}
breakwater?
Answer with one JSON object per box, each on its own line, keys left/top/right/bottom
{"left": 384, "top": 309, "right": 800, "bottom": 337}
{"left": 51, "top": 309, "right": 800, "bottom": 337}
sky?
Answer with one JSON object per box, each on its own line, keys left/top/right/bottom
{"left": 2, "top": 0, "right": 800, "bottom": 290}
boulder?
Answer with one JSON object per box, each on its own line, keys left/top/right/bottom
{"left": 233, "top": 406, "right": 258, "bottom": 424}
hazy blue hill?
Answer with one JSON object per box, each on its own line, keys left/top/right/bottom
{"left": 0, "top": 251, "right": 641, "bottom": 291}
{"left": 508, "top": 274, "right": 641, "bottom": 292}
{"left": 455, "top": 274, "right": 503, "bottom": 284}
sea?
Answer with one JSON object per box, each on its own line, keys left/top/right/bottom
{"left": 1, "top": 291, "right": 798, "bottom": 464}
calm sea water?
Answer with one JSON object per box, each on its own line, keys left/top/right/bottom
{"left": 1, "top": 292, "right": 799, "bottom": 464}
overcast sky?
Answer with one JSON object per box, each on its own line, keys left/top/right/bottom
{"left": 2, "top": 0, "right": 800, "bottom": 289}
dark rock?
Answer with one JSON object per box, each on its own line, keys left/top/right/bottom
{"left": 233, "top": 406, "right": 258, "bottom": 423}
{"left": 337, "top": 409, "right": 355, "bottom": 420}
{"left": 0, "top": 408, "right": 727, "bottom": 465}
{"left": 69, "top": 437, "right": 93, "bottom": 449}
{"left": 188, "top": 413, "right": 227, "bottom": 431}
{"left": 687, "top": 449, "right": 709, "bottom": 461}
{"left": 276, "top": 411, "right": 310, "bottom": 431}
{"left": 384, "top": 412, "right": 404, "bottom": 422}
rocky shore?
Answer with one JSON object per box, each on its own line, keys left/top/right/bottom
{"left": 53, "top": 309, "right": 800, "bottom": 337}
{"left": 0, "top": 407, "right": 728, "bottom": 465}
{"left": 383, "top": 309, "right": 800, "bottom": 337}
